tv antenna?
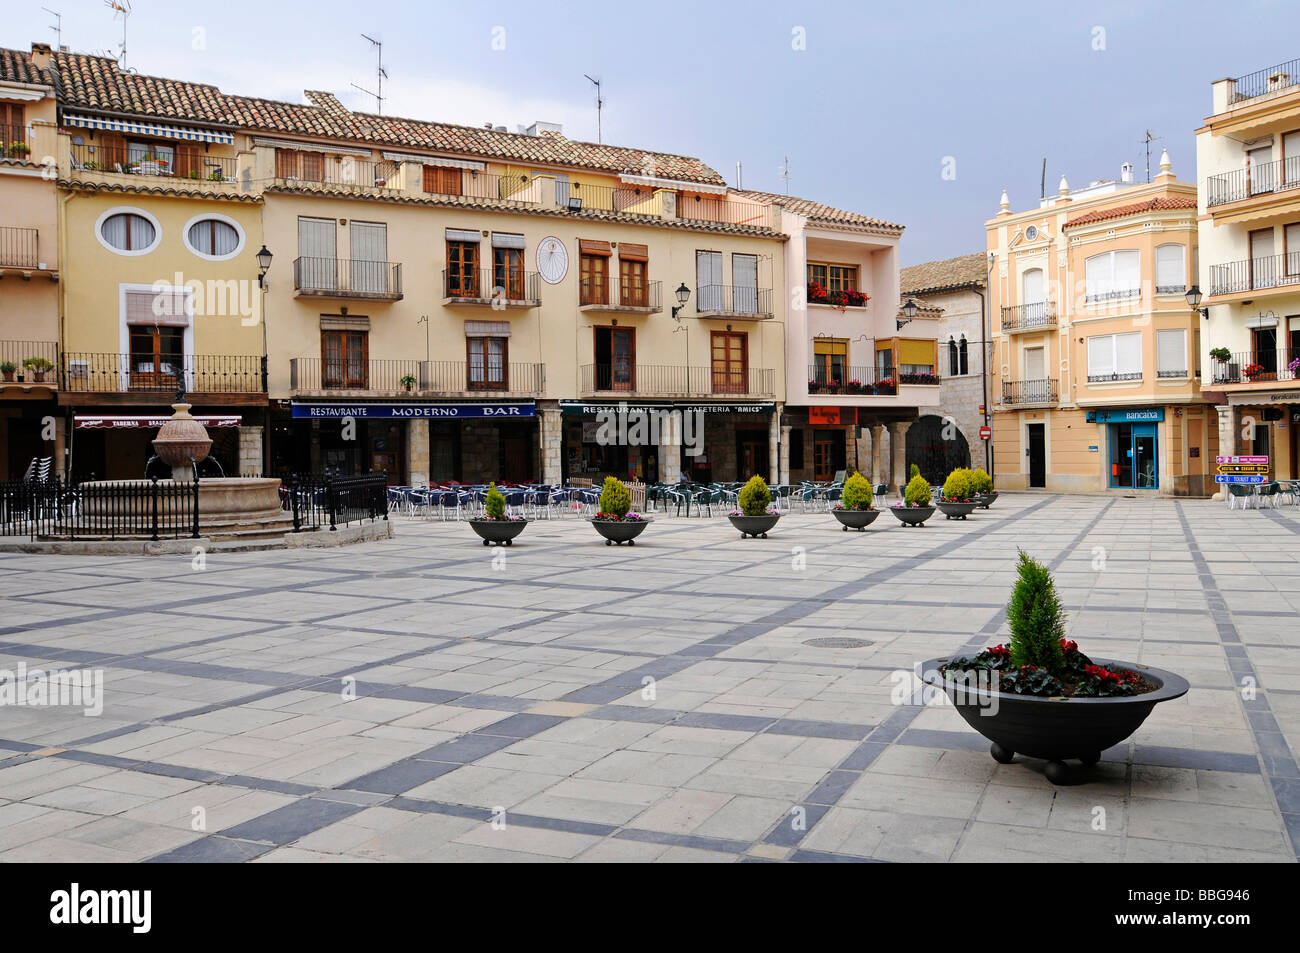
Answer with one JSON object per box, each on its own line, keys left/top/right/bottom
{"left": 351, "top": 34, "right": 387, "bottom": 114}
{"left": 104, "top": 0, "right": 130, "bottom": 67}
{"left": 1142, "top": 130, "right": 1162, "bottom": 183}
{"left": 779, "top": 156, "right": 792, "bottom": 194}
{"left": 42, "top": 7, "right": 62, "bottom": 49}
{"left": 584, "top": 74, "right": 603, "bottom": 144}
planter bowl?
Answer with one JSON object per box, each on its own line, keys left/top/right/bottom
{"left": 832, "top": 508, "right": 880, "bottom": 531}
{"left": 889, "top": 505, "right": 935, "bottom": 527}
{"left": 922, "top": 656, "right": 1189, "bottom": 784}
{"left": 728, "top": 513, "right": 781, "bottom": 538}
{"left": 590, "top": 517, "right": 652, "bottom": 545}
{"left": 936, "top": 500, "right": 977, "bottom": 520}
{"left": 975, "top": 490, "right": 999, "bottom": 509}
{"left": 467, "top": 518, "right": 529, "bottom": 546}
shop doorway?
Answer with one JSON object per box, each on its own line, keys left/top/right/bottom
{"left": 906, "top": 414, "right": 971, "bottom": 485}
{"left": 736, "top": 429, "right": 769, "bottom": 480}
{"left": 1027, "top": 423, "right": 1046, "bottom": 488}
{"left": 1108, "top": 422, "right": 1158, "bottom": 489}
{"left": 813, "top": 431, "right": 846, "bottom": 482}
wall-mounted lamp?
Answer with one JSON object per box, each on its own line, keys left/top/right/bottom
{"left": 1185, "top": 285, "right": 1208, "bottom": 319}
{"left": 256, "top": 245, "right": 273, "bottom": 288}
{"left": 897, "top": 296, "right": 918, "bottom": 330}
{"left": 671, "top": 282, "right": 691, "bottom": 320}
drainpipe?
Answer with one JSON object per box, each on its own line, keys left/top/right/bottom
{"left": 973, "top": 269, "right": 993, "bottom": 478}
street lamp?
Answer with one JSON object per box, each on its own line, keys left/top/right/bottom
{"left": 898, "top": 296, "right": 919, "bottom": 330}
{"left": 1185, "top": 285, "right": 1208, "bottom": 318}
{"left": 256, "top": 245, "right": 273, "bottom": 288}
{"left": 672, "top": 282, "right": 691, "bottom": 320}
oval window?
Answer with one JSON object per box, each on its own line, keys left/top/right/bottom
{"left": 187, "top": 219, "right": 240, "bottom": 257}
{"left": 100, "top": 213, "right": 156, "bottom": 252}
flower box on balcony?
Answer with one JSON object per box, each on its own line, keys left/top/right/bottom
{"left": 900, "top": 372, "right": 939, "bottom": 386}
{"left": 807, "top": 282, "right": 870, "bottom": 310}
{"left": 875, "top": 378, "right": 897, "bottom": 396}
{"left": 1243, "top": 362, "right": 1268, "bottom": 381}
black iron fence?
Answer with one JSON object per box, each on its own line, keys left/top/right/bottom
{"left": 1205, "top": 156, "right": 1300, "bottom": 206}
{"left": 1209, "top": 348, "right": 1300, "bottom": 384}
{"left": 579, "top": 276, "right": 662, "bottom": 310}
{"left": 806, "top": 364, "right": 898, "bottom": 395}
{"left": 0, "top": 476, "right": 199, "bottom": 541}
{"left": 294, "top": 257, "right": 403, "bottom": 299}
{"left": 289, "top": 357, "right": 545, "bottom": 394}
{"left": 68, "top": 142, "right": 239, "bottom": 182}
{"left": 283, "top": 472, "right": 388, "bottom": 531}
{"left": 696, "top": 285, "right": 773, "bottom": 317}
{"left": 1207, "top": 253, "right": 1300, "bottom": 295}
{"left": 1002, "top": 378, "right": 1058, "bottom": 405}
{"left": 1001, "top": 301, "right": 1057, "bottom": 331}
{"left": 1229, "top": 58, "right": 1300, "bottom": 103}
{"left": 0, "top": 226, "right": 40, "bottom": 268}
{"left": 0, "top": 341, "right": 58, "bottom": 377}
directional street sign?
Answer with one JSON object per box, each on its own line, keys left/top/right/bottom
{"left": 1216, "top": 464, "right": 1271, "bottom": 474}
{"left": 1214, "top": 474, "right": 1267, "bottom": 484}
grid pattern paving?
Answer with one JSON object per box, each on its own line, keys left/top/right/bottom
{"left": 0, "top": 494, "right": 1297, "bottom": 863}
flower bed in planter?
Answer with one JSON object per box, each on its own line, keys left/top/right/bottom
{"left": 468, "top": 483, "right": 528, "bottom": 545}
{"left": 890, "top": 473, "right": 934, "bottom": 526}
{"left": 832, "top": 472, "right": 878, "bottom": 530}
{"left": 936, "top": 468, "right": 977, "bottom": 519}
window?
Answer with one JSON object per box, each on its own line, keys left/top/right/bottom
{"left": 350, "top": 222, "right": 389, "bottom": 295}
{"left": 1287, "top": 223, "right": 1300, "bottom": 276}
{"left": 186, "top": 218, "right": 241, "bottom": 258}
{"left": 423, "top": 165, "right": 462, "bottom": 195}
{"left": 1156, "top": 328, "right": 1187, "bottom": 377}
{"left": 446, "top": 235, "right": 481, "bottom": 297}
{"left": 128, "top": 325, "right": 184, "bottom": 389}
{"left": 276, "top": 148, "right": 323, "bottom": 182}
{"left": 1155, "top": 245, "right": 1185, "bottom": 294}
{"left": 959, "top": 335, "right": 969, "bottom": 376}
{"left": 1249, "top": 228, "right": 1276, "bottom": 290}
{"left": 1087, "top": 331, "right": 1142, "bottom": 381}
{"left": 594, "top": 326, "right": 634, "bottom": 390}
{"left": 1022, "top": 268, "right": 1044, "bottom": 303}
{"left": 813, "top": 339, "right": 848, "bottom": 384}
{"left": 948, "top": 337, "right": 959, "bottom": 377}
{"left": 807, "top": 262, "right": 859, "bottom": 292}
{"left": 712, "top": 331, "right": 748, "bottom": 394}
{"left": 298, "top": 216, "right": 338, "bottom": 291}
{"left": 697, "top": 250, "right": 723, "bottom": 311}
{"left": 467, "top": 336, "right": 508, "bottom": 390}
{"left": 0, "top": 103, "right": 25, "bottom": 143}
{"left": 733, "top": 254, "right": 759, "bottom": 314}
{"left": 619, "top": 244, "right": 648, "bottom": 307}
{"left": 1253, "top": 326, "right": 1280, "bottom": 375}
{"left": 1085, "top": 250, "right": 1140, "bottom": 302}
{"left": 98, "top": 211, "right": 158, "bottom": 254}
{"left": 493, "top": 246, "right": 525, "bottom": 300}
{"left": 580, "top": 240, "right": 610, "bottom": 305}
{"left": 321, "top": 330, "right": 368, "bottom": 389}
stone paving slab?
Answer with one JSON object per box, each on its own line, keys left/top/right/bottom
{"left": 1, "top": 493, "right": 1298, "bottom": 862}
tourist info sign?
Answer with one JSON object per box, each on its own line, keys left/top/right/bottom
{"left": 1215, "top": 474, "right": 1268, "bottom": 484}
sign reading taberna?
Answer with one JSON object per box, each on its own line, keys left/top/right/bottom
{"left": 291, "top": 402, "right": 535, "bottom": 419}
{"left": 1085, "top": 408, "right": 1165, "bottom": 423}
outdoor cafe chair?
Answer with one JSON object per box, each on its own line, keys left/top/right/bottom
{"left": 1227, "top": 483, "right": 1255, "bottom": 510}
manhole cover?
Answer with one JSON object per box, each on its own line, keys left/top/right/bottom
{"left": 802, "top": 637, "right": 874, "bottom": 649}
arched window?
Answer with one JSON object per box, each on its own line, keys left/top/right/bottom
{"left": 948, "top": 337, "right": 959, "bottom": 377}
{"left": 958, "top": 335, "right": 969, "bottom": 376}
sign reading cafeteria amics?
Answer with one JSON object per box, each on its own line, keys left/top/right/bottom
{"left": 291, "top": 402, "right": 536, "bottom": 419}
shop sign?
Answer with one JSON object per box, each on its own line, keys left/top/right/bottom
{"left": 1084, "top": 408, "right": 1165, "bottom": 423}
{"left": 809, "top": 406, "right": 854, "bottom": 425}
{"left": 74, "top": 415, "right": 241, "bottom": 429}
{"left": 559, "top": 400, "right": 773, "bottom": 416}
{"left": 291, "top": 402, "right": 535, "bottom": 419}
{"left": 1216, "top": 455, "right": 1269, "bottom": 466}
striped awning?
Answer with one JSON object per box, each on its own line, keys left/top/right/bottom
{"left": 63, "top": 113, "right": 235, "bottom": 145}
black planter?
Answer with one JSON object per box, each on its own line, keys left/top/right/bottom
{"left": 590, "top": 517, "right": 652, "bottom": 545}
{"left": 832, "top": 508, "right": 880, "bottom": 531}
{"left": 467, "top": 518, "right": 529, "bottom": 546}
{"left": 936, "top": 500, "right": 977, "bottom": 520}
{"left": 728, "top": 513, "right": 781, "bottom": 538}
{"left": 922, "top": 656, "right": 1189, "bottom": 784}
{"left": 975, "top": 491, "right": 999, "bottom": 509}
{"left": 888, "top": 505, "right": 935, "bottom": 526}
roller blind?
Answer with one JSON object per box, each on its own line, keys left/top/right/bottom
{"left": 579, "top": 239, "right": 611, "bottom": 256}
{"left": 1156, "top": 245, "right": 1184, "bottom": 289}
{"left": 619, "top": 242, "right": 648, "bottom": 262}
{"left": 126, "top": 288, "right": 191, "bottom": 327}
{"left": 1156, "top": 328, "right": 1186, "bottom": 373}
{"left": 1116, "top": 331, "right": 1142, "bottom": 373}
{"left": 899, "top": 339, "right": 934, "bottom": 365}
{"left": 1022, "top": 268, "right": 1043, "bottom": 303}
{"left": 1114, "top": 250, "right": 1140, "bottom": 292}
{"left": 445, "top": 228, "right": 482, "bottom": 243}
{"left": 492, "top": 232, "right": 525, "bottom": 249}
{"left": 1088, "top": 336, "right": 1114, "bottom": 376}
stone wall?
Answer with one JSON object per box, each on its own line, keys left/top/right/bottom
{"left": 238, "top": 425, "right": 263, "bottom": 476}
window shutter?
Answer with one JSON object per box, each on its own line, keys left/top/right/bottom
{"left": 1088, "top": 336, "right": 1114, "bottom": 376}
{"left": 1085, "top": 254, "right": 1109, "bottom": 298}
{"left": 1156, "top": 329, "right": 1185, "bottom": 372}
{"left": 619, "top": 243, "right": 648, "bottom": 262}
{"left": 1116, "top": 332, "right": 1142, "bottom": 374}
{"left": 1156, "top": 245, "right": 1184, "bottom": 289}
{"left": 126, "top": 289, "right": 190, "bottom": 327}
{"left": 579, "top": 239, "right": 611, "bottom": 256}
{"left": 300, "top": 151, "right": 323, "bottom": 181}
{"left": 1114, "top": 251, "right": 1140, "bottom": 292}
{"left": 275, "top": 148, "right": 295, "bottom": 178}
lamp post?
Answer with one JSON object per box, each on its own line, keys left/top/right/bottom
{"left": 898, "top": 296, "right": 918, "bottom": 331}
{"left": 256, "top": 245, "right": 272, "bottom": 474}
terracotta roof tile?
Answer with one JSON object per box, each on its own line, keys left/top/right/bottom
{"left": 900, "top": 252, "right": 987, "bottom": 295}
{"left": 736, "top": 189, "right": 902, "bottom": 231}
{"left": 1062, "top": 195, "right": 1197, "bottom": 229}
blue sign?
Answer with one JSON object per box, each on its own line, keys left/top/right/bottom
{"left": 1086, "top": 408, "right": 1165, "bottom": 423}
{"left": 291, "top": 402, "right": 535, "bottom": 419}
{"left": 1214, "top": 474, "right": 1267, "bottom": 484}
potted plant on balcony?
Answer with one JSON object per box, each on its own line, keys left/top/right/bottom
{"left": 7, "top": 142, "right": 31, "bottom": 159}
{"left": 589, "top": 476, "right": 652, "bottom": 545}
{"left": 1243, "top": 362, "right": 1267, "bottom": 381}
{"left": 831, "top": 471, "right": 879, "bottom": 531}
{"left": 728, "top": 475, "right": 781, "bottom": 538}
{"left": 400, "top": 373, "right": 417, "bottom": 393}
{"left": 921, "top": 551, "right": 1188, "bottom": 784}
{"left": 971, "top": 467, "right": 998, "bottom": 508}
{"left": 0, "top": 361, "right": 14, "bottom": 382}
{"left": 1209, "top": 347, "right": 1231, "bottom": 364}
{"left": 889, "top": 473, "right": 935, "bottom": 526}
{"left": 875, "top": 377, "right": 896, "bottom": 396}
{"left": 22, "top": 357, "right": 52, "bottom": 383}
{"left": 935, "top": 468, "right": 978, "bottom": 520}
{"left": 467, "top": 482, "right": 528, "bottom": 546}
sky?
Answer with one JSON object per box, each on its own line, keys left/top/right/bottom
{"left": 6, "top": 0, "right": 1300, "bottom": 265}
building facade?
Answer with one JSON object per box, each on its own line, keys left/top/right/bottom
{"left": 987, "top": 154, "right": 1215, "bottom": 495}
{"left": 1197, "top": 59, "right": 1300, "bottom": 487}
{"left": 900, "top": 252, "right": 991, "bottom": 483}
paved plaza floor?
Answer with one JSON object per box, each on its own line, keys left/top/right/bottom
{"left": 1, "top": 493, "right": 1298, "bottom": 863}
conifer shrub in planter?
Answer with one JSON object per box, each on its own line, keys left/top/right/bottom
{"left": 937, "top": 468, "right": 978, "bottom": 520}
{"left": 590, "top": 475, "right": 651, "bottom": 545}
{"left": 890, "top": 474, "right": 935, "bottom": 526}
{"left": 922, "top": 552, "right": 1188, "bottom": 784}
{"left": 467, "top": 482, "right": 528, "bottom": 545}
{"left": 728, "top": 475, "right": 781, "bottom": 538}
{"left": 832, "top": 471, "right": 879, "bottom": 530}
{"left": 971, "top": 467, "right": 998, "bottom": 508}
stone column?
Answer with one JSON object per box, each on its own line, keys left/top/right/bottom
{"left": 779, "top": 425, "right": 792, "bottom": 485}
{"left": 890, "top": 420, "right": 913, "bottom": 492}
{"left": 405, "top": 419, "right": 429, "bottom": 486}
{"left": 238, "top": 425, "right": 263, "bottom": 477}
{"left": 1212, "top": 404, "right": 1238, "bottom": 502}
{"left": 540, "top": 403, "right": 563, "bottom": 485}
{"left": 768, "top": 406, "right": 781, "bottom": 483}
{"left": 871, "top": 424, "right": 888, "bottom": 487}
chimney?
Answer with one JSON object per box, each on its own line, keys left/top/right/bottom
{"left": 31, "top": 42, "right": 53, "bottom": 70}
{"left": 1120, "top": 161, "right": 1134, "bottom": 184}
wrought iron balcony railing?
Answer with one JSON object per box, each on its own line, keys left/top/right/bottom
{"left": 442, "top": 268, "right": 540, "bottom": 304}
{"left": 806, "top": 365, "right": 899, "bottom": 395}
{"left": 1086, "top": 371, "right": 1143, "bottom": 383}
{"left": 0, "top": 227, "right": 40, "bottom": 268}
{"left": 578, "top": 277, "right": 662, "bottom": 311}
{"left": 1205, "top": 155, "right": 1300, "bottom": 206}
{"left": 695, "top": 285, "right": 773, "bottom": 318}
{"left": 1207, "top": 348, "right": 1300, "bottom": 385}
{"left": 1001, "top": 378, "right": 1058, "bottom": 406}
{"left": 69, "top": 142, "right": 239, "bottom": 182}
{"left": 290, "top": 358, "right": 545, "bottom": 395}
{"left": 1001, "top": 301, "right": 1057, "bottom": 331}
{"left": 1, "top": 124, "right": 33, "bottom": 161}
{"left": 579, "top": 364, "right": 774, "bottom": 397}
{"left": 1207, "top": 253, "right": 1300, "bottom": 295}
{"left": 62, "top": 353, "right": 266, "bottom": 393}
{"left": 294, "top": 257, "right": 403, "bottom": 300}
{"left": 1228, "top": 57, "right": 1300, "bottom": 103}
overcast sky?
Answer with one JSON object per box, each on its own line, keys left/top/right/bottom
{"left": 6, "top": 0, "right": 1298, "bottom": 265}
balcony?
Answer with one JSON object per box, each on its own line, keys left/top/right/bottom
{"left": 0, "top": 226, "right": 56, "bottom": 279}
{"left": 1001, "top": 301, "right": 1057, "bottom": 333}
{"left": 579, "top": 364, "right": 774, "bottom": 398}
{"left": 565, "top": 183, "right": 668, "bottom": 217}
{"left": 1, "top": 124, "right": 33, "bottom": 162}
{"left": 442, "top": 269, "right": 540, "bottom": 308}
{"left": 68, "top": 142, "right": 241, "bottom": 192}
{"left": 61, "top": 353, "right": 266, "bottom": 397}
{"left": 1227, "top": 58, "right": 1300, "bottom": 105}
{"left": 693, "top": 285, "right": 773, "bottom": 320}
{"left": 807, "top": 364, "right": 898, "bottom": 396}
{"left": 290, "top": 359, "right": 545, "bottom": 397}
{"left": 578, "top": 277, "right": 662, "bottom": 314}
{"left": 677, "top": 197, "right": 774, "bottom": 230}
{"left": 1001, "top": 379, "right": 1058, "bottom": 407}
{"left": 294, "top": 258, "right": 403, "bottom": 301}
{"left": 1205, "top": 156, "right": 1300, "bottom": 210}
{"left": 1207, "top": 253, "right": 1300, "bottom": 299}
{"left": 274, "top": 156, "right": 401, "bottom": 195}
{"left": 0, "top": 341, "right": 58, "bottom": 389}
{"left": 1207, "top": 349, "right": 1299, "bottom": 386}
{"left": 424, "top": 170, "right": 542, "bottom": 205}
{"left": 1086, "top": 372, "right": 1143, "bottom": 383}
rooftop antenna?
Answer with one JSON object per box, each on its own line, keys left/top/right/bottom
{"left": 1040, "top": 157, "right": 1047, "bottom": 199}
{"left": 584, "top": 74, "right": 603, "bottom": 144}
{"left": 104, "top": 0, "right": 130, "bottom": 68}
{"left": 1142, "top": 130, "right": 1162, "bottom": 183}
{"left": 351, "top": 34, "right": 387, "bottom": 114}
{"left": 42, "top": 7, "right": 62, "bottom": 49}
{"left": 779, "top": 156, "right": 791, "bottom": 195}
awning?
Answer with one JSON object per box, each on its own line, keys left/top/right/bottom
{"left": 75, "top": 415, "right": 242, "bottom": 429}
{"left": 64, "top": 112, "right": 235, "bottom": 145}
{"left": 618, "top": 173, "right": 728, "bottom": 195}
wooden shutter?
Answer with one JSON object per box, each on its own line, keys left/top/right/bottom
{"left": 300, "top": 151, "right": 324, "bottom": 182}
{"left": 275, "top": 148, "right": 296, "bottom": 178}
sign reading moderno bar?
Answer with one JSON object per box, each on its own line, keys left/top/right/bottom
{"left": 291, "top": 402, "right": 535, "bottom": 419}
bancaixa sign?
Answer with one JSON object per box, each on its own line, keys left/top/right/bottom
{"left": 1085, "top": 408, "right": 1165, "bottom": 423}
{"left": 291, "top": 402, "right": 535, "bottom": 419}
